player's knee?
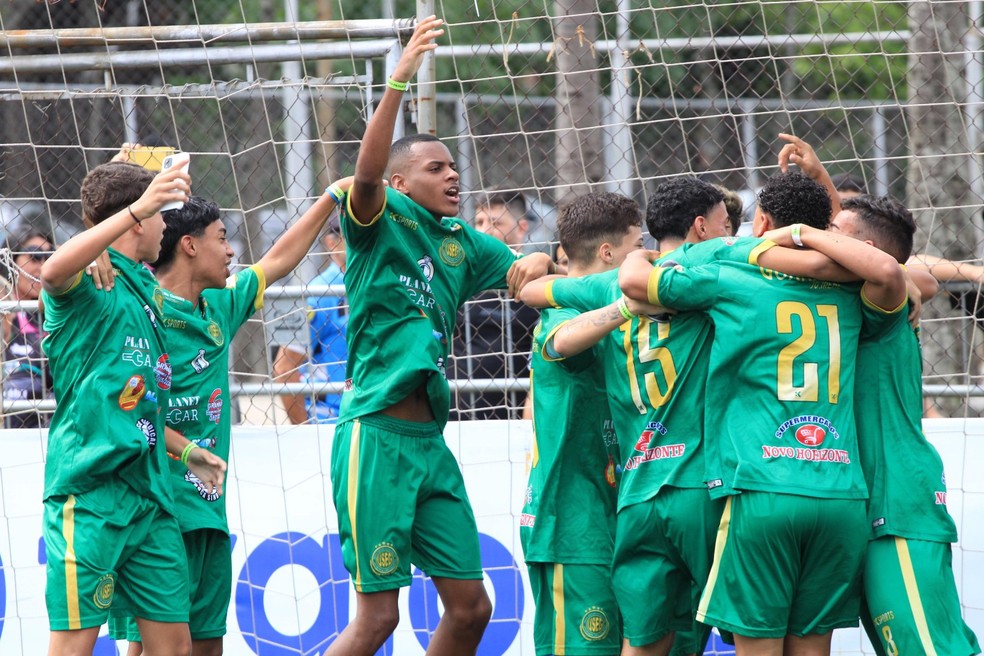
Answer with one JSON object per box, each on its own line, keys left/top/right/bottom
{"left": 357, "top": 606, "right": 400, "bottom": 640}
{"left": 444, "top": 590, "right": 492, "bottom": 635}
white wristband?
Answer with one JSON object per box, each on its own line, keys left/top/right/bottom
{"left": 791, "top": 224, "right": 804, "bottom": 248}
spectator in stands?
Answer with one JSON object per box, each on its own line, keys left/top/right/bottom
{"left": 449, "top": 190, "right": 541, "bottom": 420}
{"left": 1, "top": 226, "right": 55, "bottom": 428}
{"left": 273, "top": 223, "right": 348, "bottom": 424}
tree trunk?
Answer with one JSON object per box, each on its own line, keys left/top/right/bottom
{"left": 906, "top": 0, "right": 983, "bottom": 415}
{"left": 552, "top": 0, "right": 604, "bottom": 210}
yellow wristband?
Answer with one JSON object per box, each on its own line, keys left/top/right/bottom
{"left": 617, "top": 296, "right": 634, "bottom": 321}
{"left": 180, "top": 442, "right": 199, "bottom": 467}
{"left": 387, "top": 77, "right": 409, "bottom": 92}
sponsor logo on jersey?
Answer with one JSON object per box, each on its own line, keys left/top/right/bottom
{"left": 167, "top": 395, "right": 200, "bottom": 424}
{"left": 192, "top": 348, "right": 210, "bottom": 373}
{"left": 417, "top": 255, "right": 435, "bottom": 281}
{"left": 93, "top": 573, "right": 115, "bottom": 609}
{"left": 794, "top": 424, "right": 826, "bottom": 447}
{"left": 624, "top": 422, "right": 681, "bottom": 470}
{"left": 155, "top": 354, "right": 172, "bottom": 390}
{"left": 602, "top": 418, "right": 618, "bottom": 448}
{"left": 207, "top": 321, "right": 224, "bottom": 346}
{"left": 369, "top": 542, "right": 400, "bottom": 576}
{"left": 344, "top": 378, "right": 354, "bottom": 392}
{"left": 391, "top": 212, "right": 419, "bottom": 231}
{"left": 579, "top": 607, "right": 611, "bottom": 641}
{"left": 707, "top": 479, "right": 723, "bottom": 490}
{"left": 873, "top": 610, "right": 895, "bottom": 626}
{"left": 184, "top": 470, "right": 221, "bottom": 502}
{"left": 207, "top": 388, "right": 223, "bottom": 423}
{"left": 519, "top": 513, "right": 536, "bottom": 527}
{"left": 935, "top": 491, "right": 947, "bottom": 505}
{"left": 770, "top": 415, "right": 848, "bottom": 463}
{"left": 135, "top": 417, "right": 157, "bottom": 448}
{"left": 439, "top": 237, "right": 465, "bottom": 266}
{"left": 163, "top": 317, "right": 187, "bottom": 329}
{"left": 118, "top": 375, "right": 146, "bottom": 411}
{"left": 719, "top": 236, "right": 739, "bottom": 246}
{"left": 605, "top": 455, "right": 617, "bottom": 487}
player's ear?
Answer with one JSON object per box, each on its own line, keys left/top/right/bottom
{"left": 180, "top": 234, "right": 197, "bottom": 257}
{"left": 391, "top": 173, "right": 408, "bottom": 194}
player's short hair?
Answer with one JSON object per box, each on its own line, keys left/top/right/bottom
{"left": 646, "top": 177, "right": 725, "bottom": 240}
{"left": 831, "top": 172, "right": 867, "bottom": 195}
{"left": 153, "top": 196, "right": 221, "bottom": 271}
{"left": 557, "top": 192, "right": 642, "bottom": 266}
{"left": 80, "top": 162, "right": 155, "bottom": 225}
{"left": 757, "top": 171, "right": 831, "bottom": 230}
{"left": 477, "top": 188, "right": 527, "bottom": 219}
{"left": 840, "top": 194, "right": 915, "bottom": 263}
{"left": 389, "top": 133, "right": 445, "bottom": 176}
{"left": 716, "top": 184, "right": 744, "bottom": 235}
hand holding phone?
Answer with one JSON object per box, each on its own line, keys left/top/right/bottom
{"left": 160, "top": 152, "right": 191, "bottom": 212}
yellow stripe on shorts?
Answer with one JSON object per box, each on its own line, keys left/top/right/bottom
{"left": 696, "top": 496, "right": 732, "bottom": 623}
{"left": 896, "top": 536, "right": 939, "bottom": 656}
{"left": 349, "top": 420, "right": 363, "bottom": 591}
{"left": 63, "top": 495, "right": 81, "bottom": 630}
{"left": 553, "top": 563, "right": 566, "bottom": 655}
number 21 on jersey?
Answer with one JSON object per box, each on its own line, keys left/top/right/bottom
{"left": 776, "top": 301, "right": 841, "bottom": 403}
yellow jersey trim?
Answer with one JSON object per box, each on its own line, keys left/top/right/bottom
{"left": 249, "top": 264, "right": 267, "bottom": 311}
{"left": 696, "top": 496, "right": 732, "bottom": 623}
{"left": 63, "top": 495, "right": 81, "bottom": 630}
{"left": 540, "top": 320, "right": 570, "bottom": 362}
{"left": 544, "top": 280, "right": 560, "bottom": 309}
{"left": 860, "top": 285, "right": 906, "bottom": 315}
{"left": 748, "top": 239, "right": 778, "bottom": 266}
{"left": 347, "top": 189, "right": 386, "bottom": 228}
{"left": 349, "top": 420, "right": 363, "bottom": 591}
{"left": 895, "top": 537, "right": 939, "bottom": 656}
{"left": 647, "top": 267, "right": 663, "bottom": 306}
{"left": 553, "top": 563, "right": 566, "bottom": 654}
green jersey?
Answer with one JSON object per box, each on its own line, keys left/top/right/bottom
{"left": 42, "top": 249, "right": 173, "bottom": 510}
{"left": 520, "top": 307, "right": 619, "bottom": 564}
{"left": 651, "top": 259, "right": 901, "bottom": 500}
{"left": 160, "top": 266, "right": 265, "bottom": 534}
{"left": 545, "top": 237, "right": 771, "bottom": 509}
{"left": 338, "top": 187, "right": 520, "bottom": 428}
{"left": 855, "top": 309, "right": 957, "bottom": 542}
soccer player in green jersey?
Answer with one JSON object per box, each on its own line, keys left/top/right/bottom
{"left": 620, "top": 171, "right": 908, "bottom": 656}
{"left": 325, "top": 17, "right": 553, "bottom": 656}
{"left": 108, "top": 184, "right": 352, "bottom": 655}
{"left": 522, "top": 176, "right": 842, "bottom": 656}
{"left": 40, "top": 161, "right": 224, "bottom": 655}
{"left": 797, "top": 196, "right": 979, "bottom": 656}
{"left": 520, "top": 192, "right": 643, "bottom": 656}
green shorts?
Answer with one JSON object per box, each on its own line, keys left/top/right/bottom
{"left": 861, "top": 536, "right": 981, "bottom": 656}
{"left": 330, "top": 415, "right": 483, "bottom": 592}
{"left": 613, "top": 487, "right": 724, "bottom": 648}
{"left": 108, "top": 528, "right": 232, "bottom": 642}
{"left": 696, "top": 492, "right": 867, "bottom": 639}
{"left": 527, "top": 562, "right": 620, "bottom": 655}
{"left": 44, "top": 478, "right": 188, "bottom": 630}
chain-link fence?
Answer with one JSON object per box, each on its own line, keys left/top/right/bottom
{"left": 2, "top": 0, "right": 984, "bottom": 427}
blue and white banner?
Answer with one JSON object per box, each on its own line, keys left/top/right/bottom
{"left": 0, "top": 419, "right": 980, "bottom": 655}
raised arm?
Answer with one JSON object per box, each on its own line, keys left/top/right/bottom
{"left": 907, "top": 252, "right": 984, "bottom": 284}
{"left": 767, "top": 224, "right": 906, "bottom": 310}
{"left": 517, "top": 274, "right": 565, "bottom": 308}
{"left": 256, "top": 177, "right": 352, "bottom": 283}
{"left": 41, "top": 165, "right": 191, "bottom": 294}
{"left": 349, "top": 17, "right": 444, "bottom": 223}
{"left": 778, "top": 133, "right": 841, "bottom": 219}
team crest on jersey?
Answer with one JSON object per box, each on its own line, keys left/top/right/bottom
{"left": 207, "top": 321, "right": 224, "bottom": 346}
{"left": 192, "top": 348, "right": 210, "bottom": 373}
{"left": 580, "top": 607, "right": 611, "bottom": 641}
{"left": 439, "top": 237, "right": 465, "bottom": 266}
{"left": 153, "top": 287, "right": 165, "bottom": 312}
{"left": 370, "top": 542, "right": 400, "bottom": 575}
{"left": 184, "top": 470, "right": 221, "bottom": 502}
{"left": 206, "top": 388, "right": 223, "bottom": 423}
{"left": 93, "top": 573, "right": 115, "bottom": 609}
{"left": 418, "top": 255, "right": 435, "bottom": 281}
{"left": 135, "top": 418, "right": 157, "bottom": 448}
{"left": 118, "top": 375, "right": 146, "bottom": 411}
{"left": 155, "top": 354, "right": 172, "bottom": 390}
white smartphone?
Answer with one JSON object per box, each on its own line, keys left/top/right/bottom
{"left": 159, "top": 151, "right": 191, "bottom": 212}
